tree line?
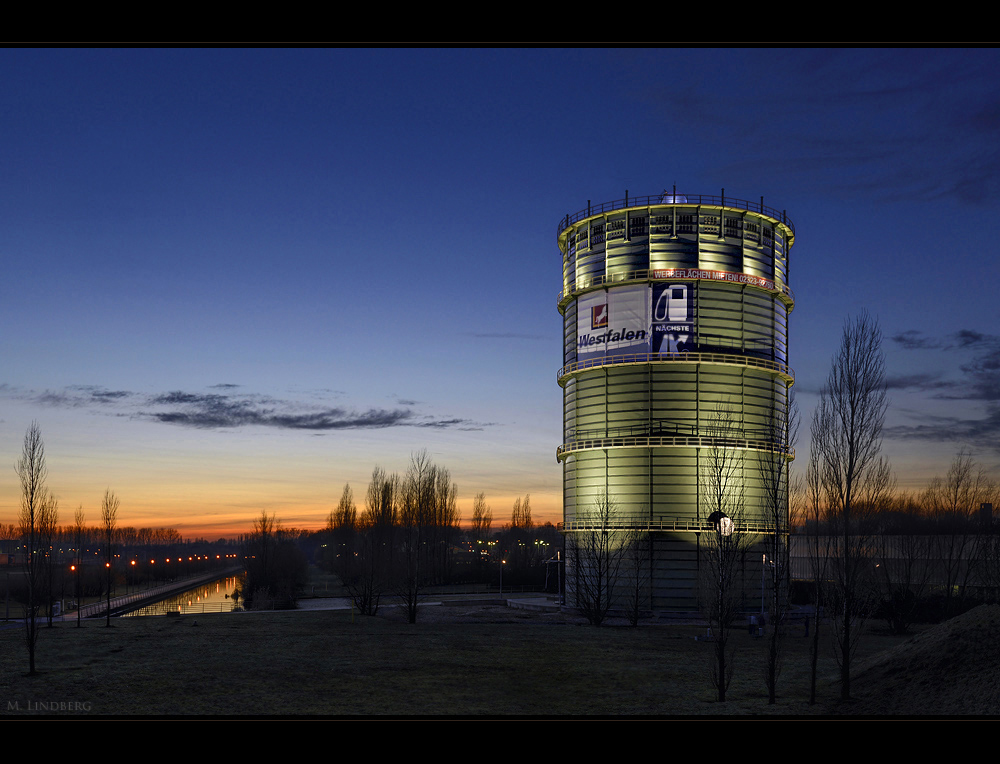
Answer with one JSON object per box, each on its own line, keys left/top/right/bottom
{"left": 312, "top": 450, "right": 558, "bottom": 621}
{"left": 11, "top": 422, "right": 124, "bottom": 673}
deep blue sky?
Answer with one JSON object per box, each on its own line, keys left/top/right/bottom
{"left": 2, "top": 48, "right": 998, "bottom": 535}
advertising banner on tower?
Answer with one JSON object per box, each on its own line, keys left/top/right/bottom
{"left": 576, "top": 283, "right": 700, "bottom": 362}
{"left": 576, "top": 284, "right": 649, "bottom": 361}
{"left": 651, "top": 282, "right": 695, "bottom": 353}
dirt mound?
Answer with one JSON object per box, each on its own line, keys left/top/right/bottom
{"left": 846, "top": 605, "right": 1000, "bottom": 715}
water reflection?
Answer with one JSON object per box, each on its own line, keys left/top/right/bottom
{"left": 123, "top": 576, "right": 241, "bottom": 617}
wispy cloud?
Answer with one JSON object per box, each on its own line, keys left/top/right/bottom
{"left": 887, "top": 327, "right": 1000, "bottom": 450}
{"left": 884, "top": 373, "right": 955, "bottom": 393}
{"left": 885, "top": 406, "right": 1000, "bottom": 453}
{"left": 893, "top": 329, "right": 1000, "bottom": 400}
{"left": 4, "top": 384, "right": 488, "bottom": 432}
{"left": 666, "top": 49, "right": 1000, "bottom": 204}
{"left": 891, "top": 330, "right": 942, "bottom": 350}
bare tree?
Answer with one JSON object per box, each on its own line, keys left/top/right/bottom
{"left": 872, "top": 491, "right": 932, "bottom": 634}
{"left": 16, "top": 422, "right": 47, "bottom": 674}
{"left": 394, "top": 506, "right": 421, "bottom": 623}
{"left": 507, "top": 494, "right": 534, "bottom": 572}
{"left": 699, "top": 403, "right": 753, "bottom": 703}
{"left": 923, "top": 451, "right": 994, "bottom": 612}
{"left": 758, "top": 390, "right": 798, "bottom": 704}
{"left": 511, "top": 495, "right": 533, "bottom": 532}
{"left": 470, "top": 493, "right": 493, "bottom": 581}
{"left": 325, "top": 484, "right": 357, "bottom": 575}
{"left": 811, "top": 311, "right": 890, "bottom": 702}
{"left": 74, "top": 505, "right": 85, "bottom": 628}
{"left": 825, "top": 458, "right": 888, "bottom": 697}
{"left": 430, "top": 463, "right": 460, "bottom": 583}
{"left": 239, "top": 511, "right": 307, "bottom": 609}
{"left": 331, "top": 483, "right": 358, "bottom": 532}
{"left": 567, "top": 491, "right": 627, "bottom": 626}
{"left": 622, "top": 526, "right": 650, "bottom": 627}
{"left": 39, "top": 494, "right": 58, "bottom": 627}
{"left": 804, "top": 450, "right": 829, "bottom": 705}
{"left": 471, "top": 493, "right": 492, "bottom": 542}
{"left": 241, "top": 510, "right": 275, "bottom": 608}
{"left": 343, "top": 466, "right": 397, "bottom": 616}
{"left": 393, "top": 452, "right": 434, "bottom": 623}
{"left": 102, "top": 489, "right": 120, "bottom": 627}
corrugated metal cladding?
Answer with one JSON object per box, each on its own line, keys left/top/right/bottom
{"left": 556, "top": 193, "right": 796, "bottom": 609}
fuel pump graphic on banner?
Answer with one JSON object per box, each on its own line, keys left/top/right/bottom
{"left": 652, "top": 283, "right": 693, "bottom": 353}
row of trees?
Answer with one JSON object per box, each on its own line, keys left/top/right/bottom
{"left": 237, "top": 511, "right": 309, "bottom": 610}
{"left": 324, "top": 453, "right": 462, "bottom": 621}
{"left": 1, "top": 523, "right": 186, "bottom": 548}
{"left": 320, "top": 451, "right": 558, "bottom": 622}
{"left": 14, "top": 423, "right": 121, "bottom": 673}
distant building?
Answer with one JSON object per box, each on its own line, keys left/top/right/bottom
{"left": 557, "top": 190, "right": 795, "bottom": 610}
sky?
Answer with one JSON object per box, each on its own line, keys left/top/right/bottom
{"left": 2, "top": 48, "right": 999, "bottom": 538}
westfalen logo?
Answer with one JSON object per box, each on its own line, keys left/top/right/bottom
{"left": 592, "top": 303, "right": 608, "bottom": 330}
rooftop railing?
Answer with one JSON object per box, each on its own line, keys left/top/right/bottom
{"left": 558, "top": 192, "right": 794, "bottom": 237}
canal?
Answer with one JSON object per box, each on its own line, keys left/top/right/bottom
{"left": 123, "top": 575, "right": 241, "bottom": 616}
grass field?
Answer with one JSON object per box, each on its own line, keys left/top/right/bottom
{"left": 0, "top": 602, "right": 922, "bottom": 716}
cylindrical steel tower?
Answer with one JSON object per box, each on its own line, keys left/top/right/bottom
{"left": 557, "top": 190, "right": 795, "bottom": 610}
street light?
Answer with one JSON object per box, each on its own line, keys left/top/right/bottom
{"left": 71, "top": 562, "right": 81, "bottom": 628}
{"left": 708, "top": 511, "right": 734, "bottom": 537}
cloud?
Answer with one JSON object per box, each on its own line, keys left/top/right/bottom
{"left": 3, "top": 384, "right": 487, "bottom": 432}
{"left": 960, "top": 346, "right": 1000, "bottom": 402}
{"left": 144, "top": 391, "right": 484, "bottom": 431}
{"left": 28, "top": 385, "right": 137, "bottom": 408}
{"left": 884, "top": 373, "right": 955, "bottom": 393}
{"left": 150, "top": 391, "right": 223, "bottom": 406}
{"left": 892, "top": 329, "right": 1000, "bottom": 401}
{"left": 891, "top": 330, "right": 941, "bottom": 350}
{"left": 149, "top": 399, "right": 417, "bottom": 431}
{"left": 413, "top": 417, "right": 491, "bottom": 431}
{"left": 885, "top": 405, "right": 1000, "bottom": 453}
{"left": 90, "top": 389, "right": 133, "bottom": 402}
{"left": 954, "top": 329, "right": 991, "bottom": 348}
{"left": 685, "top": 50, "right": 1000, "bottom": 205}
{"left": 885, "top": 327, "right": 1000, "bottom": 450}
